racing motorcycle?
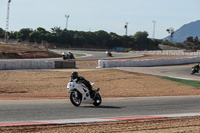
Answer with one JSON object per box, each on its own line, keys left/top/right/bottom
{"left": 62, "top": 52, "right": 75, "bottom": 60}
{"left": 67, "top": 79, "right": 102, "bottom": 107}
{"left": 106, "top": 51, "right": 112, "bottom": 57}
{"left": 191, "top": 67, "right": 199, "bottom": 75}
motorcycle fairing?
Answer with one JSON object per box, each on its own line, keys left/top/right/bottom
{"left": 67, "top": 81, "right": 94, "bottom": 103}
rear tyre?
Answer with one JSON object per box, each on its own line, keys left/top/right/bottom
{"left": 70, "top": 91, "right": 82, "bottom": 107}
{"left": 93, "top": 93, "right": 102, "bottom": 106}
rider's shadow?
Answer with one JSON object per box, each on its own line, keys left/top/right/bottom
{"left": 82, "top": 105, "right": 122, "bottom": 109}
{"left": 190, "top": 72, "right": 200, "bottom": 78}
{"left": 192, "top": 74, "right": 200, "bottom": 76}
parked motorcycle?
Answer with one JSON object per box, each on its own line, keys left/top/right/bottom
{"left": 62, "top": 52, "right": 75, "bottom": 60}
{"left": 67, "top": 79, "right": 102, "bottom": 107}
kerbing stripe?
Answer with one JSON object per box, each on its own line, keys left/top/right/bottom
{"left": 1, "top": 113, "right": 200, "bottom": 127}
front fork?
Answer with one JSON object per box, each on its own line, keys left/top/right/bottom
{"left": 74, "top": 91, "right": 78, "bottom": 98}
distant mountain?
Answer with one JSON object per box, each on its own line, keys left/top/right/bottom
{"left": 163, "top": 20, "right": 200, "bottom": 42}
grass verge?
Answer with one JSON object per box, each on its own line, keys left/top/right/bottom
{"left": 160, "top": 76, "right": 200, "bottom": 88}
{"left": 74, "top": 53, "right": 86, "bottom": 57}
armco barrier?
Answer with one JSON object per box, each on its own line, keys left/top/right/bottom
{"left": 0, "top": 60, "right": 76, "bottom": 70}
{"left": 98, "top": 56, "right": 200, "bottom": 68}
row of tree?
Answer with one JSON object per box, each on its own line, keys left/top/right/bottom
{"left": 163, "top": 36, "right": 200, "bottom": 50}
{"left": 0, "top": 27, "right": 162, "bottom": 50}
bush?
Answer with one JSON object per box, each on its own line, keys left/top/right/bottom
{"left": 124, "top": 48, "right": 132, "bottom": 52}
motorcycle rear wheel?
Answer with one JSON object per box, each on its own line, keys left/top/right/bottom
{"left": 70, "top": 91, "right": 82, "bottom": 107}
{"left": 93, "top": 93, "right": 102, "bottom": 106}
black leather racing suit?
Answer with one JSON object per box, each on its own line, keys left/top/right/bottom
{"left": 74, "top": 76, "right": 94, "bottom": 97}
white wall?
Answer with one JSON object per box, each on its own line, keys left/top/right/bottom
{"left": 0, "top": 60, "right": 55, "bottom": 70}
{"left": 98, "top": 56, "right": 200, "bottom": 68}
{"left": 130, "top": 50, "right": 200, "bottom": 56}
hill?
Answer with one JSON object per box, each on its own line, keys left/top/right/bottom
{"left": 163, "top": 20, "right": 200, "bottom": 42}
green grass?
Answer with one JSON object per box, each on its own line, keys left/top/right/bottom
{"left": 160, "top": 76, "right": 200, "bottom": 88}
{"left": 74, "top": 53, "right": 86, "bottom": 57}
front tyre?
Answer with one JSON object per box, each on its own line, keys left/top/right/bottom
{"left": 70, "top": 91, "right": 82, "bottom": 107}
{"left": 191, "top": 69, "right": 195, "bottom": 75}
{"left": 93, "top": 93, "right": 102, "bottom": 106}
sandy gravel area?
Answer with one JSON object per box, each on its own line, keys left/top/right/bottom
{"left": 1, "top": 69, "right": 200, "bottom": 100}
{"left": 1, "top": 116, "right": 200, "bottom": 133}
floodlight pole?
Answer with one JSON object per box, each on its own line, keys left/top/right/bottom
{"left": 152, "top": 21, "right": 156, "bottom": 39}
{"left": 5, "top": 0, "right": 11, "bottom": 43}
{"left": 65, "top": 15, "right": 69, "bottom": 30}
{"left": 125, "top": 22, "right": 128, "bottom": 35}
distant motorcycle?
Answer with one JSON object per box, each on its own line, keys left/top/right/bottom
{"left": 191, "top": 64, "right": 199, "bottom": 75}
{"left": 67, "top": 79, "right": 102, "bottom": 107}
{"left": 62, "top": 52, "right": 75, "bottom": 60}
{"left": 106, "top": 51, "right": 112, "bottom": 57}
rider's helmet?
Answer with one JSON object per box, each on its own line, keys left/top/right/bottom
{"left": 71, "top": 71, "right": 78, "bottom": 79}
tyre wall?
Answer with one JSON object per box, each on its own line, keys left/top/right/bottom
{"left": 98, "top": 56, "right": 200, "bottom": 68}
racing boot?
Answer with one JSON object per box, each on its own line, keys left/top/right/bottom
{"left": 90, "top": 88, "right": 99, "bottom": 99}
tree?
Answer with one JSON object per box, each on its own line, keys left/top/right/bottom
{"left": 94, "top": 30, "right": 111, "bottom": 48}
{"left": 194, "top": 36, "right": 199, "bottom": 43}
{"left": 0, "top": 28, "right": 5, "bottom": 38}
{"left": 44, "top": 33, "right": 56, "bottom": 43}
{"left": 133, "top": 31, "right": 148, "bottom": 41}
{"left": 133, "top": 31, "right": 149, "bottom": 50}
{"left": 9, "top": 31, "right": 18, "bottom": 39}
{"left": 51, "top": 26, "right": 62, "bottom": 36}
{"left": 185, "top": 36, "right": 194, "bottom": 43}
{"left": 110, "top": 32, "right": 122, "bottom": 47}
{"left": 29, "top": 31, "right": 40, "bottom": 43}
{"left": 17, "top": 28, "right": 33, "bottom": 41}
{"left": 36, "top": 27, "right": 47, "bottom": 34}
{"left": 0, "top": 26, "right": 162, "bottom": 50}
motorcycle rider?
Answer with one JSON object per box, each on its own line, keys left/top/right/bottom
{"left": 194, "top": 64, "right": 200, "bottom": 73}
{"left": 70, "top": 72, "right": 95, "bottom": 98}
{"left": 68, "top": 51, "right": 74, "bottom": 59}
{"left": 106, "top": 51, "right": 112, "bottom": 57}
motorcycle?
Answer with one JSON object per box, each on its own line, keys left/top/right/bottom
{"left": 106, "top": 51, "right": 112, "bottom": 57}
{"left": 191, "top": 67, "right": 199, "bottom": 75}
{"left": 62, "top": 52, "right": 75, "bottom": 60}
{"left": 67, "top": 79, "right": 102, "bottom": 107}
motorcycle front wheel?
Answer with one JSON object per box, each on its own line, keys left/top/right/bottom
{"left": 70, "top": 91, "right": 82, "bottom": 107}
{"left": 93, "top": 93, "right": 102, "bottom": 106}
{"left": 191, "top": 69, "right": 195, "bottom": 75}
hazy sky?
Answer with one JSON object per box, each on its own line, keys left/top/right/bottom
{"left": 0, "top": 0, "right": 199, "bottom": 39}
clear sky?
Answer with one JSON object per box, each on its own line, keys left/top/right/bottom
{"left": 0, "top": 0, "right": 199, "bottom": 39}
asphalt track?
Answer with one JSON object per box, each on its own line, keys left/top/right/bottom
{"left": 1, "top": 50, "right": 200, "bottom": 124}
{"left": 118, "top": 65, "right": 200, "bottom": 80}
{"left": 1, "top": 96, "right": 200, "bottom": 123}
{"left": 49, "top": 49, "right": 138, "bottom": 60}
